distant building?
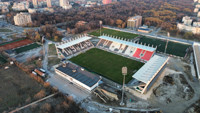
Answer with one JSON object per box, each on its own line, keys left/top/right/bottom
{"left": 32, "top": 0, "right": 38, "bottom": 8}
{"left": 102, "top": 0, "right": 112, "bottom": 4}
{"left": 177, "top": 23, "right": 200, "bottom": 34}
{"left": 194, "top": 8, "right": 199, "bottom": 13}
{"left": 12, "top": 1, "right": 29, "bottom": 11}
{"left": 47, "top": 0, "right": 52, "bottom": 7}
{"left": 14, "top": 12, "right": 32, "bottom": 26}
{"left": 127, "top": 16, "right": 142, "bottom": 29}
{"left": 59, "top": 0, "right": 72, "bottom": 9}
{"left": 182, "top": 16, "right": 193, "bottom": 26}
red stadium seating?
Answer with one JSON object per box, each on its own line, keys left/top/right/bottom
{"left": 133, "top": 48, "right": 142, "bottom": 58}
{"left": 133, "top": 48, "right": 154, "bottom": 61}
{"left": 141, "top": 51, "right": 154, "bottom": 61}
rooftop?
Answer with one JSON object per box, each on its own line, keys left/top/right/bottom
{"left": 99, "top": 35, "right": 156, "bottom": 51}
{"left": 56, "top": 63, "right": 101, "bottom": 87}
{"left": 56, "top": 36, "right": 92, "bottom": 49}
{"left": 132, "top": 55, "right": 169, "bottom": 84}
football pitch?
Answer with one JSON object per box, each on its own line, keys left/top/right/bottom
{"left": 89, "top": 28, "right": 139, "bottom": 39}
{"left": 138, "top": 37, "right": 191, "bottom": 57}
{"left": 70, "top": 48, "right": 144, "bottom": 84}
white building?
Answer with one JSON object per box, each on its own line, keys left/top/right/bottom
{"left": 14, "top": 12, "right": 32, "bottom": 26}
{"left": 177, "top": 23, "right": 200, "bottom": 34}
{"left": 12, "top": 1, "right": 29, "bottom": 11}
{"left": 194, "top": 8, "right": 199, "bottom": 13}
{"left": 182, "top": 16, "right": 193, "bottom": 26}
{"left": 55, "top": 62, "right": 101, "bottom": 91}
{"left": 59, "top": 0, "right": 72, "bottom": 9}
{"left": 193, "top": 43, "right": 200, "bottom": 80}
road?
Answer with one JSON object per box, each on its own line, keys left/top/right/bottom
{"left": 103, "top": 25, "right": 194, "bottom": 45}
{"left": 42, "top": 39, "right": 49, "bottom": 71}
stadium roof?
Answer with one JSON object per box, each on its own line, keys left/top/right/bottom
{"left": 56, "top": 63, "right": 101, "bottom": 87}
{"left": 132, "top": 55, "right": 169, "bottom": 84}
{"left": 193, "top": 42, "right": 200, "bottom": 79}
{"left": 57, "top": 36, "right": 92, "bottom": 49}
{"left": 99, "top": 35, "right": 156, "bottom": 51}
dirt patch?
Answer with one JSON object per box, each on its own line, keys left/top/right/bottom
{"left": 0, "top": 65, "right": 49, "bottom": 112}
{"left": 152, "top": 74, "right": 194, "bottom": 104}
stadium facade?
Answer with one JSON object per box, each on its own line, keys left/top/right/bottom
{"left": 193, "top": 42, "right": 200, "bottom": 79}
{"left": 55, "top": 34, "right": 169, "bottom": 94}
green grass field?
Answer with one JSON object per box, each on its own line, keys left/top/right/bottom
{"left": 0, "top": 55, "right": 7, "bottom": 65}
{"left": 89, "top": 28, "right": 139, "bottom": 39}
{"left": 0, "top": 28, "right": 12, "bottom": 32}
{"left": 15, "top": 43, "right": 41, "bottom": 54}
{"left": 138, "top": 37, "right": 191, "bottom": 57}
{"left": 70, "top": 48, "right": 144, "bottom": 84}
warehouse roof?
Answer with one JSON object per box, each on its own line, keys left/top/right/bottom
{"left": 56, "top": 63, "right": 101, "bottom": 87}
{"left": 132, "top": 55, "right": 169, "bottom": 84}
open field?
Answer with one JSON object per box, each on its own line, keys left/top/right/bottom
{"left": 0, "top": 39, "right": 33, "bottom": 51}
{"left": 14, "top": 43, "right": 41, "bottom": 54}
{"left": 138, "top": 37, "right": 191, "bottom": 57}
{"left": 70, "top": 48, "right": 144, "bottom": 84}
{"left": 0, "top": 65, "right": 45, "bottom": 112}
{"left": 0, "top": 28, "right": 12, "bottom": 32}
{"left": 0, "top": 54, "right": 7, "bottom": 65}
{"left": 89, "top": 28, "right": 139, "bottom": 39}
{"left": 48, "top": 44, "right": 57, "bottom": 56}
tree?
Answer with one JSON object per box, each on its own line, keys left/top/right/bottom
{"left": 54, "top": 35, "right": 59, "bottom": 42}
{"left": 35, "top": 32, "right": 41, "bottom": 41}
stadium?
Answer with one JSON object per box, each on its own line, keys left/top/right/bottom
{"left": 55, "top": 34, "right": 169, "bottom": 94}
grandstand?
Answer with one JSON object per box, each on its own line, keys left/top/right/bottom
{"left": 56, "top": 35, "right": 94, "bottom": 59}
{"left": 193, "top": 43, "right": 200, "bottom": 79}
{"left": 55, "top": 62, "right": 101, "bottom": 91}
{"left": 97, "top": 34, "right": 156, "bottom": 61}
{"left": 132, "top": 55, "right": 169, "bottom": 94}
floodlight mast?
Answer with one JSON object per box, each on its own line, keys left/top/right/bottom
{"left": 120, "top": 67, "right": 127, "bottom": 106}
{"left": 99, "top": 21, "right": 102, "bottom": 36}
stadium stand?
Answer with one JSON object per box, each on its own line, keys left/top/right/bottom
{"left": 132, "top": 55, "right": 169, "bottom": 94}
{"left": 56, "top": 35, "right": 93, "bottom": 58}
{"left": 193, "top": 43, "right": 200, "bottom": 79}
{"left": 55, "top": 62, "right": 101, "bottom": 91}
{"left": 97, "top": 34, "right": 156, "bottom": 61}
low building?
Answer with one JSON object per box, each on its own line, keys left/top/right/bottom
{"left": 194, "top": 8, "right": 199, "bottom": 13}
{"left": 102, "top": 0, "right": 112, "bottom": 4}
{"left": 14, "top": 12, "right": 32, "bottom": 26}
{"left": 132, "top": 55, "right": 169, "bottom": 94}
{"left": 137, "top": 25, "right": 152, "bottom": 33}
{"left": 177, "top": 23, "right": 200, "bottom": 34}
{"left": 182, "top": 16, "right": 193, "bottom": 26}
{"left": 12, "top": 1, "right": 29, "bottom": 11}
{"left": 55, "top": 62, "right": 101, "bottom": 91}
{"left": 0, "top": 15, "right": 6, "bottom": 21}
{"left": 127, "top": 16, "right": 142, "bottom": 29}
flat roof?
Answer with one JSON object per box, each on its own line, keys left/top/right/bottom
{"left": 99, "top": 35, "right": 156, "bottom": 51}
{"left": 132, "top": 55, "right": 169, "bottom": 84}
{"left": 56, "top": 36, "right": 92, "bottom": 49}
{"left": 56, "top": 63, "right": 101, "bottom": 87}
{"left": 193, "top": 43, "right": 200, "bottom": 78}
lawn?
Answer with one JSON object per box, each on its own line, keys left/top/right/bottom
{"left": 0, "top": 28, "right": 12, "bottom": 32}
{"left": 89, "top": 28, "right": 139, "bottom": 39}
{"left": 14, "top": 43, "right": 41, "bottom": 54}
{"left": 138, "top": 36, "right": 191, "bottom": 57}
{"left": 70, "top": 48, "right": 144, "bottom": 84}
{"left": 0, "top": 54, "right": 7, "bottom": 65}
{"left": 48, "top": 44, "right": 57, "bottom": 56}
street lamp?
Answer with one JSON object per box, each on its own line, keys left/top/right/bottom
{"left": 99, "top": 21, "right": 102, "bottom": 36}
{"left": 120, "top": 66, "right": 127, "bottom": 106}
